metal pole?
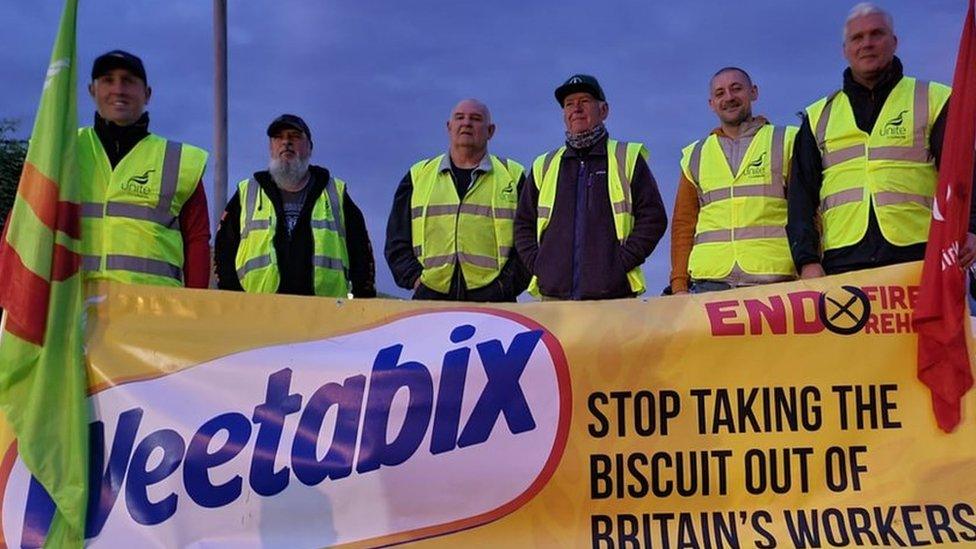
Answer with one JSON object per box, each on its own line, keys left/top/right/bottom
{"left": 212, "top": 0, "right": 228, "bottom": 242}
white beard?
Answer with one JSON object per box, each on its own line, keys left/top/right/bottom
{"left": 269, "top": 154, "right": 310, "bottom": 189}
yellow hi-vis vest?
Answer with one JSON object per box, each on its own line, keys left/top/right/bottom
{"left": 805, "top": 76, "right": 950, "bottom": 251}
{"left": 529, "top": 139, "right": 648, "bottom": 297}
{"left": 409, "top": 154, "right": 524, "bottom": 294}
{"left": 234, "top": 177, "right": 350, "bottom": 297}
{"left": 679, "top": 124, "right": 798, "bottom": 280}
{"left": 78, "top": 128, "right": 207, "bottom": 286}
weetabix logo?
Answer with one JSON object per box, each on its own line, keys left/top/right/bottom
{"left": 1, "top": 310, "right": 571, "bottom": 547}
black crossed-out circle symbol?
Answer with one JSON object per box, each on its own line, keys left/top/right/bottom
{"left": 817, "top": 285, "right": 871, "bottom": 335}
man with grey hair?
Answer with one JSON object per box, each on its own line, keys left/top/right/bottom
{"left": 385, "top": 98, "right": 529, "bottom": 301}
{"left": 215, "top": 114, "right": 376, "bottom": 297}
{"left": 514, "top": 74, "right": 667, "bottom": 300}
{"left": 787, "top": 3, "right": 976, "bottom": 277}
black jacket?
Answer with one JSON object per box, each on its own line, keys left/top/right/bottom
{"left": 787, "top": 57, "right": 976, "bottom": 274}
{"left": 513, "top": 135, "right": 668, "bottom": 299}
{"left": 384, "top": 159, "right": 530, "bottom": 302}
{"left": 214, "top": 166, "right": 376, "bottom": 297}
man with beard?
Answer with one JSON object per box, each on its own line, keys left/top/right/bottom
{"left": 669, "top": 67, "right": 798, "bottom": 294}
{"left": 79, "top": 50, "right": 210, "bottom": 288}
{"left": 214, "top": 114, "right": 376, "bottom": 297}
{"left": 385, "top": 98, "right": 529, "bottom": 301}
{"left": 787, "top": 2, "right": 976, "bottom": 277}
{"left": 514, "top": 74, "right": 667, "bottom": 300}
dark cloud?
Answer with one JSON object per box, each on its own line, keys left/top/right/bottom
{"left": 2, "top": 0, "right": 965, "bottom": 297}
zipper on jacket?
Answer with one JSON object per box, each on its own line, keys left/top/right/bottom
{"left": 452, "top": 171, "right": 466, "bottom": 300}
{"left": 571, "top": 159, "right": 586, "bottom": 299}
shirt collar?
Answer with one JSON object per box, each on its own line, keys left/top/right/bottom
{"left": 438, "top": 152, "right": 494, "bottom": 173}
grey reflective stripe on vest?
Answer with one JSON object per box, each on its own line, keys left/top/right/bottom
{"left": 104, "top": 140, "right": 183, "bottom": 228}
{"left": 81, "top": 202, "right": 104, "bottom": 218}
{"left": 458, "top": 204, "right": 492, "bottom": 217}
{"left": 688, "top": 139, "right": 705, "bottom": 186}
{"left": 498, "top": 246, "right": 512, "bottom": 257}
{"left": 694, "top": 225, "right": 788, "bottom": 244}
{"left": 536, "top": 150, "right": 562, "bottom": 221}
{"left": 324, "top": 176, "right": 346, "bottom": 240}
{"left": 869, "top": 146, "right": 931, "bottom": 163}
{"left": 822, "top": 146, "right": 864, "bottom": 168}
{"left": 313, "top": 255, "right": 345, "bottom": 271}
{"left": 612, "top": 201, "right": 632, "bottom": 214}
{"left": 241, "top": 178, "right": 261, "bottom": 239}
{"left": 815, "top": 91, "right": 841, "bottom": 150}
{"left": 494, "top": 207, "right": 516, "bottom": 219}
{"left": 410, "top": 206, "right": 424, "bottom": 219}
{"left": 418, "top": 204, "right": 457, "bottom": 218}
{"left": 457, "top": 252, "right": 498, "bottom": 269}
{"left": 815, "top": 91, "right": 865, "bottom": 170}
{"left": 614, "top": 141, "right": 633, "bottom": 206}
{"left": 913, "top": 80, "right": 930, "bottom": 151}
{"left": 541, "top": 150, "right": 559, "bottom": 177}
{"left": 700, "top": 188, "right": 731, "bottom": 205}
{"left": 819, "top": 83, "right": 931, "bottom": 169}
{"left": 770, "top": 126, "right": 786, "bottom": 188}
{"left": 106, "top": 254, "right": 181, "bottom": 280}
{"left": 423, "top": 254, "right": 456, "bottom": 268}
{"left": 310, "top": 218, "right": 340, "bottom": 231}
{"left": 82, "top": 255, "right": 101, "bottom": 271}
{"left": 821, "top": 188, "right": 864, "bottom": 211}
{"left": 874, "top": 191, "right": 933, "bottom": 208}
{"left": 700, "top": 183, "right": 786, "bottom": 207}
{"left": 237, "top": 254, "right": 272, "bottom": 280}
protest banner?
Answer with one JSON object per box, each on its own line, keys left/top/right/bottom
{"left": 1, "top": 261, "right": 974, "bottom": 547}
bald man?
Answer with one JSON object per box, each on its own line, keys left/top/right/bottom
{"left": 385, "top": 99, "right": 529, "bottom": 301}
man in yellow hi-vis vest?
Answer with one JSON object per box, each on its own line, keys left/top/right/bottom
{"left": 385, "top": 99, "right": 529, "bottom": 302}
{"left": 670, "top": 67, "right": 797, "bottom": 294}
{"left": 214, "top": 114, "right": 376, "bottom": 297}
{"left": 787, "top": 3, "right": 976, "bottom": 277}
{"left": 514, "top": 74, "right": 667, "bottom": 300}
{"left": 80, "top": 50, "right": 211, "bottom": 288}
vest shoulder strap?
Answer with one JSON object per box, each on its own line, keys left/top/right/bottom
{"left": 814, "top": 89, "right": 844, "bottom": 152}
{"left": 492, "top": 155, "right": 525, "bottom": 182}
{"left": 532, "top": 148, "right": 564, "bottom": 189}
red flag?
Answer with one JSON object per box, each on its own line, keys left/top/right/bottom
{"left": 914, "top": 0, "right": 976, "bottom": 433}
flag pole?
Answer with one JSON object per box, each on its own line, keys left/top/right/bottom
{"left": 212, "top": 0, "right": 228, "bottom": 249}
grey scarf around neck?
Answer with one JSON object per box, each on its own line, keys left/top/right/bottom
{"left": 565, "top": 123, "right": 607, "bottom": 150}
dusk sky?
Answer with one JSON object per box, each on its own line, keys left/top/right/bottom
{"left": 1, "top": 1, "right": 967, "bottom": 298}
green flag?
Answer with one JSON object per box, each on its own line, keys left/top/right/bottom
{"left": 0, "top": 0, "right": 88, "bottom": 546}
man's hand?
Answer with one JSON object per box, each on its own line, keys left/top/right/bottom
{"left": 800, "top": 263, "right": 826, "bottom": 279}
{"left": 960, "top": 232, "right": 976, "bottom": 269}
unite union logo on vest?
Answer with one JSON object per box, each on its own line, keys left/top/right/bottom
{"left": 0, "top": 309, "right": 571, "bottom": 547}
{"left": 881, "top": 110, "right": 910, "bottom": 138}
{"left": 744, "top": 152, "right": 767, "bottom": 178}
{"left": 120, "top": 169, "right": 155, "bottom": 197}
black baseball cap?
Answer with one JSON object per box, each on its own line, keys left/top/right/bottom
{"left": 267, "top": 114, "right": 312, "bottom": 141}
{"left": 554, "top": 74, "right": 606, "bottom": 105}
{"left": 91, "top": 50, "right": 147, "bottom": 83}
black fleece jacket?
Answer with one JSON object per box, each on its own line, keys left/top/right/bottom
{"left": 787, "top": 57, "right": 976, "bottom": 274}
